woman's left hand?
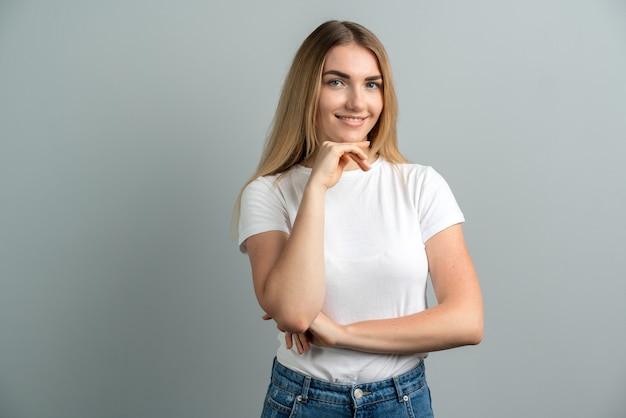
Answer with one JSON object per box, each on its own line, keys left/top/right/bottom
{"left": 262, "top": 313, "right": 311, "bottom": 354}
{"left": 262, "top": 312, "right": 345, "bottom": 354}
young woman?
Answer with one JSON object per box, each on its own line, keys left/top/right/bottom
{"left": 235, "top": 20, "right": 483, "bottom": 417}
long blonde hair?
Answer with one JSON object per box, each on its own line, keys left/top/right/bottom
{"left": 232, "top": 21, "right": 408, "bottom": 233}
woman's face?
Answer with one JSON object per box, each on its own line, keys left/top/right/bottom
{"left": 316, "top": 43, "right": 383, "bottom": 145}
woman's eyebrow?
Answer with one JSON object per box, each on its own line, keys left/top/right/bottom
{"left": 323, "top": 70, "right": 382, "bottom": 81}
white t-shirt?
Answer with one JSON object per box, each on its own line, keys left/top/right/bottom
{"left": 239, "top": 157, "right": 464, "bottom": 383}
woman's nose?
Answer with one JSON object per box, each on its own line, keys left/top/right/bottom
{"left": 346, "top": 87, "right": 365, "bottom": 110}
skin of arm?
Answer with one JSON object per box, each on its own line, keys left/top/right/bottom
{"left": 293, "top": 223, "right": 483, "bottom": 354}
{"left": 246, "top": 185, "right": 326, "bottom": 334}
{"left": 246, "top": 141, "right": 372, "bottom": 334}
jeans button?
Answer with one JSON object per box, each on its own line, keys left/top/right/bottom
{"left": 354, "top": 388, "right": 363, "bottom": 399}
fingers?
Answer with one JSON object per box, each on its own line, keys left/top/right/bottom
{"left": 309, "top": 141, "right": 372, "bottom": 189}
{"left": 264, "top": 313, "right": 313, "bottom": 355}
{"left": 294, "top": 333, "right": 311, "bottom": 354}
{"left": 285, "top": 332, "right": 311, "bottom": 355}
{"left": 341, "top": 141, "right": 370, "bottom": 164}
{"left": 300, "top": 334, "right": 311, "bottom": 352}
{"left": 294, "top": 334, "right": 304, "bottom": 354}
{"left": 346, "top": 151, "right": 371, "bottom": 171}
{"left": 321, "top": 140, "right": 370, "bottom": 165}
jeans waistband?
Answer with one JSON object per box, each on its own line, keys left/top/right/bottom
{"left": 270, "top": 357, "right": 427, "bottom": 407}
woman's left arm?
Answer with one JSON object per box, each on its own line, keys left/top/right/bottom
{"left": 307, "top": 223, "right": 483, "bottom": 355}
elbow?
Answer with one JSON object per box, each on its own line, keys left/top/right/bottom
{"left": 447, "top": 304, "right": 483, "bottom": 347}
{"left": 463, "top": 314, "right": 484, "bottom": 346}
{"left": 279, "top": 317, "right": 312, "bottom": 334}
{"left": 259, "top": 293, "right": 322, "bottom": 335}
{"left": 258, "top": 282, "right": 322, "bottom": 334}
{"left": 465, "top": 323, "right": 483, "bottom": 346}
{"left": 455, "top": 298, "right": 483, "bottom": 346}
{"left": 262, "top": 303, "right": 316, "bottom": 334}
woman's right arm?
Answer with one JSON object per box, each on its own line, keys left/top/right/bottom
{"left": 246, "top": 181, "right": 326, "bottom": 334}
{"left": 245, "top": 141, "right": 371, "bottom": 334}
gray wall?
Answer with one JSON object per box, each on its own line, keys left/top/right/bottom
{"left": 1, "top": 1, "right": 625, "bottom": 417}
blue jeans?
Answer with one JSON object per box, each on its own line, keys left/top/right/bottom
{"left": 261, "top": 358, "right": 434, "bottom": 418}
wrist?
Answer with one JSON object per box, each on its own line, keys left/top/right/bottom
{"left": 304, "top": 180, "right": 329, "bottom": 195}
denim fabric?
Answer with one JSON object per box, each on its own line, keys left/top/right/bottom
{"left": 260, "top": 358, "right": 434, "bottom": 418}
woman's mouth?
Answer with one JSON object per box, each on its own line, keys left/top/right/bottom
{"left": 336, "top": 115, "right": 367, "bottom": 122}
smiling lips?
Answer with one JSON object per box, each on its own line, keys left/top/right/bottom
{"left": 337, "top": 115, "right": 367, "bottom": 122}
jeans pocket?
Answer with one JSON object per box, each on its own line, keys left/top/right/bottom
{"left": 406, "top": 383, "right": 433, "bottom": 418}
{"left": 261, "top": 382, "right": 298, "bottom": 417}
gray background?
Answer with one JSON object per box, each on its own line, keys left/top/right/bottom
{"left": 1, "top": 1, "right": 625, "bottom": 417}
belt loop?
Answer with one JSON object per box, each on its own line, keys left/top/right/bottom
{"left": 297, "top": 376, "right": 311, "bottom": 403}
{"left": 392, "top": 375, "right": 408, "bottom": 403}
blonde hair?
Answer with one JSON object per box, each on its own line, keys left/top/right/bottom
{"left": 232, "top": 20, "right": 408, "bottom": 233}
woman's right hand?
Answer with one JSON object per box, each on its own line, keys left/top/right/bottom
{"left": 308, "top": 140, "right": 371, "bottom": 190}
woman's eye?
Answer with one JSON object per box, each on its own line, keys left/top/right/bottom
{"left": 366, "top": 82, "right": 380, "bottom": 89}
{"left": 328, "top": 79, "right": 343, "bottom": 87}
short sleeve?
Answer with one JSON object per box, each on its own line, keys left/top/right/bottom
{"left": 418, "top": 167, "right": 465, "bottom": 243}
{"left": 238, "top": 177, "right": 291, "bottom": 253}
